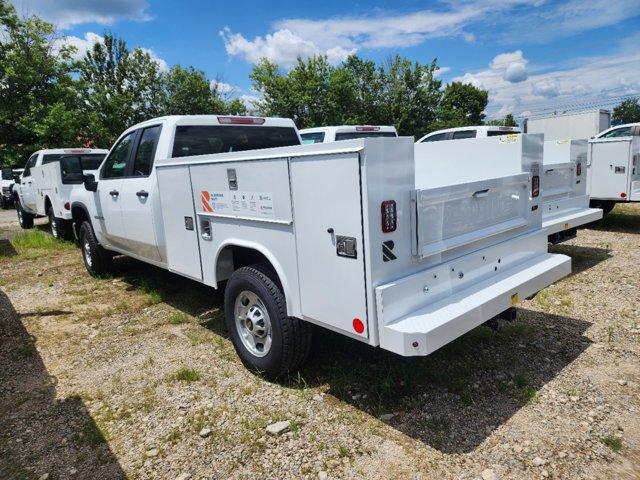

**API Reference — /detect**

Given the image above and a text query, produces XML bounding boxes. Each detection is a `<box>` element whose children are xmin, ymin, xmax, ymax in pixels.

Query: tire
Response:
<box><xmin>47</xmin><ymin>208</ymin><xmax>71</xmax><ymax>240</ymax></box>
<box><xmin>590</xmin><ymin>200</ymin><xmax>616</xmax><ymax>216</ymax></box>
<box><xmin>78</xmin><ymin>221</ymin><xmax>113</xmax><ymax>276</ymax></box>
<box><xmin>15</xmin><ymin>198</ymin><xmax>34</xmax><ymax>229</ymax></box>
<box><xmin>224</xmin><ymin>264</ymin><xmax>312</xmax><ymax>379</ymax></box>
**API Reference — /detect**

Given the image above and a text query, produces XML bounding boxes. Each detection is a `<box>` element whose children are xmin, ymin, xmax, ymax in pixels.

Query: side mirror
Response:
<box><xmin>83</xmin><ymin>174</ymin><xmax>98</xmax><ymax>192</ymax></box>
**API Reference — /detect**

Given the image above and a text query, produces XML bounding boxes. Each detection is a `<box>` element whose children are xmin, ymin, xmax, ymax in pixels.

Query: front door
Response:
<box><xmin>119</xmin><ymin>125</ymin><xmax>162</xmax><ymax>261</ymax></box>
<box><xmin>95</xmin><ymin>131</ymin><xmax>137</xmax><ymax>249</ymax></box>
<box><xmin>19</xmin><ymin>154</ymin><xmax>38</xmax><ymax>212</ymax></box>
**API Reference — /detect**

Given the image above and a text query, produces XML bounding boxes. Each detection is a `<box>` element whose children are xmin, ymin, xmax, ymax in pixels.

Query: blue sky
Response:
<box><xmin>13</xmin><ymin>0</ymin><xmax>640</xmax><ymax>119</ymax></box>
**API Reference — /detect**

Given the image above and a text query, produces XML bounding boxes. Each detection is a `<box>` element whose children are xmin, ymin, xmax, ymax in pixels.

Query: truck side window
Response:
<box><xmin>421</xmin><ymin>133</ymin><xmax>448</xmax><ymax>142</ymax></box>
<box><xmin>22</xmin><ymin>155</ymin><xmax>37</xmax><ymax>177</ymax></box>
<box><xmin>132</xmin><ymin>125</ymin><xmax>161</xmax><ymax>177</ymax></box>
<box><xmin>600</xmin><ymin>127</ymin><xmax>632</xmax><ymax>138</ymax></box>
<box><xmin>102</xmin><ymin>131</ymin><xmax>136</xmax><ymax>179</ymax></box>
<box><xmin>452</xmin><ymin>130</ymin><xmax>476</xmax><ymax>139</ymax></box>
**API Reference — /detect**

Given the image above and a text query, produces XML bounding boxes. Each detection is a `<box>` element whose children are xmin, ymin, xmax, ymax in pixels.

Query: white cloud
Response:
<box><xmin>210</xmin><ymin>80</ymin><xmax>237</xmax><ymax>95</ymax></box>
<box><xmin>12</xmin><ymin>0</ymin><xmax>151</xmax><ymax>29</ymax></box>
<box><xmin>453</xmin><ymin>37</ymin><xmax>640</xmax><ymax>119</ymax></box>
<box><xmin>55</xmin><ymin>31</ymin><xmax>168</xmax><ymax>72</ymax></box>
<box><xmin>434</xmin><ymin>66</ymin><xmax>451</xmax><ymax>77</ymax></box>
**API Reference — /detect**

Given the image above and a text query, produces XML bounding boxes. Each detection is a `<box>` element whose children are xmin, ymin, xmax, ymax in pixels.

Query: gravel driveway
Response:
<box><xmin>0</xmin><ymin>204</ymin><xmax>639</xmax><ymax>480</ymax></box>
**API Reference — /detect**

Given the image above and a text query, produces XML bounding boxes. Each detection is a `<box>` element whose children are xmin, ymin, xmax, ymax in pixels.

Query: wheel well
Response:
<box><xmin>44</xmin><ymin>196</ymin><xmax>52</xmax><ymax>213</ymax></box>
<box><xmin>71</xmin><ymin>204</ymin><xmax>90</xmax><ymax>227</ymax></box>
<box><xmin>216</xmin><ymin>245</ymin><xmax>279</xmax><ymax>285</ymax></box>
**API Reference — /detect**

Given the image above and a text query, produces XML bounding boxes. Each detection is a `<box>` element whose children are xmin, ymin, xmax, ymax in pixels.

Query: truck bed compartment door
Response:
<box><xmin>156</xmin><ymin>165</ymin><xmax>203</xmax><ymax>280</ymax></box>
<box><xmin>290</xmin><ymin>154</ymin><xmax>368</xmax><ymax>337</ymax></box>
<box><xmin>589</xmin><ymin>140</ymin><xmax>631</xmax><ymax>200</ymax></box>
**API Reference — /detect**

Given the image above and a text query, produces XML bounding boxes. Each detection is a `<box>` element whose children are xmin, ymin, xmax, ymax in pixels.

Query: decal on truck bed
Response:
<box><xmin>200</xmin><ymin>190</ymin><xmax>274</xmax><ymax>217</ymax></box>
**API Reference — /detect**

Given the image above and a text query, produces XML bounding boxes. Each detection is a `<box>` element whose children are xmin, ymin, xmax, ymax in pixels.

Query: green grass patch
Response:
<box><xmin>172</xmin><ymin>368</ymin><xmax>200</xmax><ymax>382</ymax></box>
<box><xmin>600</xmin><ymin>435</ymin><xmax>623</xmax><ymax>451</ymax></box>
<box><xmin>167</xmin><ymin>312</ymin><xmax>189</xmax><ymax>325</ymax></box>
<box><xmin>2</xmin><ymin>230</ymin><xmax>74</xmax><ymax>259</ymax></box>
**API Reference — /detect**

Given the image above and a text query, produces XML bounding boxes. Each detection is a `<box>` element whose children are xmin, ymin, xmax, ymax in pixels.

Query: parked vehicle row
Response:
<box><xmin>1</xmin><ymin>167</ymin><xmax>23</xmax><ymax>209</ymax></box>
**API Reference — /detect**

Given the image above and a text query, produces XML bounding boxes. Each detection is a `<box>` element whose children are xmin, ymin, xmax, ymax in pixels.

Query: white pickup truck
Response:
<box><xmin>588</xmin><ymin>123</ymin><xmax>640</xmax><ymax>214</ymax></box>
<box><xmin>14</xmin><ymin>149</ymin><xmax>108</xmax><ymax>238</ymax></box>
<box><xmin>68</xmin><ymin>115</ymin><xmax>570</xmax><ymax>378</ymax></box>
<box><xmin>1</xmin><ymin>167</ymin><xmax>22</xmax><ymax>209</ymax></box>
<box><xmin>299</xmin><ymin>125</ymin><xmax>397</xmax><ymax>144</ymax></box>
<box><xmin>416</xmin><ymin>128</ymin><xmax>602</xmax><ymax>242</ymax></box>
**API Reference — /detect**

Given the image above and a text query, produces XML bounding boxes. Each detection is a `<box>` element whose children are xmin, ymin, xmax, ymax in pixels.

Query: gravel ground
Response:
<box><xmin>0</xmin><ymin>205</ymin><xmax>639</xmax><ymax>480</ymax></box>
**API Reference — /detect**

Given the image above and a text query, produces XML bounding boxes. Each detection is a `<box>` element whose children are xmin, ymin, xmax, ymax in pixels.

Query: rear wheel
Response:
<box><xmin>224</xmin><ymin>264</ymin><xmax>312</xmax><ymax>379</ymax></box>
<box><xmin>15</xmin><ymin>198</ymin><xmax>34</xmax><ymax>229</ymax></box>
<box><xmin>79</xmin><ymin>221</ymin><xmax>113</xmax><ymax>276</ymax></box>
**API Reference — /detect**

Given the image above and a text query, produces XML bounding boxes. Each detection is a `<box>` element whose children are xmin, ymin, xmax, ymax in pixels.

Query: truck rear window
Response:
<box><xmin>487</xmin><ymin>130</ymin><xmax>521</xmax><ymax>137</ymax></box>
<box><xmin>42</xmin><ymin>154</ymin><xmax>106</xmax><ymax>169</ymax></box>
<box><xmin>172</xmin><ymin>126</ymin><xmax>301</xmax><ymax>158</ymax></box>
<box><xmin>301</xmin><ymin>132</ymin><xmax>325</xmax><ymax>144</ymax></box>
<box><xmin>334</xmin><ymin>132</ymin><xmax>397</xmax><ymax>141</ymax></box>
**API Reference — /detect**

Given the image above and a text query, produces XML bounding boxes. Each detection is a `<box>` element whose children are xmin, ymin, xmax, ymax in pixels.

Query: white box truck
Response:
<box><xmin>588</xmin><ymin>123</ymin><xmax>640</xmax><ymax>214</ymax></box>
<box><xmin>67</xmin><ymin>115</ymin><xmax>570</xmax><ymax>378</ymax></box>
<box><xmin>14</xmin><ymin>148</ymin><xmax>108</xmax><ymax>238</ymax></box>
<box><xmin>415</xmin><ymin>130</ymin><xmax>602</xmax><ymax>242</ymax></box>
<box><xmin>299</xmin><ymin>125</ymin><xmax>397</xmax><ymax>144</ymax></box>
<box><xmin>524</xmin><ymin>110</ymin><xmax>610</xmax><ymax>141</ymax></box>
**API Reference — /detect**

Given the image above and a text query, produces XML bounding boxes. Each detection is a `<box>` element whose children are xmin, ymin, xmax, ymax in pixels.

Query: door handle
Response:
<box><xmin>109</xmin><ymin>190</ymin><xmax>119</xmax><ymax>197</ymax></box>
<box><xmin>136</xmin><ymin>190</ymin><xmax>149</xmax><ymax>198</ymax></box>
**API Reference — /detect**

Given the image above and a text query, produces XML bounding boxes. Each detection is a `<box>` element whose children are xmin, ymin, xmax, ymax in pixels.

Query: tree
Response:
<box><xmin>163</xmin><ymin>66</ymin><xmax>226</xmax><ymax>115</ymax></box>
<box><xmin>486</xmin><ymin>113</ymin><xmax>517</xmax><ymax>127</ymax></box>
<box><xmin>0</xmin><ymin>0</ymin><xmax>81</xmax><ymax>166</ymax></box>
<box><xmin>435</xmin><ymin>82</ymin><xmax>488</xmax><ymax>129</ymax></box>
<box><xmin>612</xmin><ymin>98</ymin><xmax>640</xmax><ymax>124</ymax></box>
<box><xmin>77</xmin><ymin>33</ymin><xmax>165</xmax><ymax>146</ymax></box>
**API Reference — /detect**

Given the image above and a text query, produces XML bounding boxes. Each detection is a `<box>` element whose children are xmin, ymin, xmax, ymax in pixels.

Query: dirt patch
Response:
<box><xmin>1</xmin><ymin>205</ymin><xmax>639</xmax><ymax>479</ymax></box>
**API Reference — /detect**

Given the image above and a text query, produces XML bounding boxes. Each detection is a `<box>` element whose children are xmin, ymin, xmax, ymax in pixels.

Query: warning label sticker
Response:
<box><xmin>201</xmin><ymin>190</ymin><xmax>274</xmax><ymax>217</ymax></box>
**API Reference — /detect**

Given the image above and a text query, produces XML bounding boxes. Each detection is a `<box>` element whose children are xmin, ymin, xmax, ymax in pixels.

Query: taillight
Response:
<box><xmin>356</xmin><ymin>126</ymin><xmax>380</xmax><ymax>132</ymax></box>
<box><xmin>64</xmin><ymin>202</ymin><xmax>70</xmax><ymax>210</ymax></box>
<box><xmin>381</xmin><ymin>200</ymin><xmax>397</xmax><ymax>233</ymax></box>
<box><xmin>532</xmin><ymin>175</ymin><xmax>540</xmax><ymax>198</ymax></box>
<box><xmin>217</xmin><ymin>116</ymin><xmax>265</xmax><ymax>125</ymax></box>
<box><xmin>576</xmin><ymin>162</ymin><xmax>582</xmax><ymax>176</ymax></box>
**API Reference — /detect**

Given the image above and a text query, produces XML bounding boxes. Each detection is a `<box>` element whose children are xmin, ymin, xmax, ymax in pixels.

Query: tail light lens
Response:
<box><xmin>532</xmin><ymin>175</ymin><xmax>540</xmax><ymax>198</ymax></box>
<box><xmin>381</xmin><ymin>200</ymin><xmax>397</xmax><ymax>233</ymax></box>
<box><xmin>576</xmin><ymin>162</ymin><xmax>582</xmax><ymax>176</ymax></box>
<box><xmin>64</xmin><ymin>202</ymin><xmax>70</xmax><ymax>210</ymax></box>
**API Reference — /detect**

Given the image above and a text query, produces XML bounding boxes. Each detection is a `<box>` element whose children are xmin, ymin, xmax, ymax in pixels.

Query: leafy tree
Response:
<box><xmin>486</xmin><ymin>113</ymin><xmax>517</xmax><ymax>127</ymax></box>
<box><xmin>435</xmin><ymin>82</ymin><xmax>488</xmax><ymax>128</ymax></box>
<box><xmin>0</xmin><ymin>0</ymin><xmax>81</xmax><ymax>166</ymax></box>
<box><xmin>612</xmin><ymin>98</ymin><xmax>640</xmax><ymax>124</ymax></box>
<box><xmin>163</xmin><ymin>65</ymin><xmax>226</xmax><ymax>115</ymax></box>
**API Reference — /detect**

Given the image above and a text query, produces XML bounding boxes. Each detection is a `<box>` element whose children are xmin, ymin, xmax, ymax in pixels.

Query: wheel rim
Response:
<box><xmin>234</xmin><ymin>290</ymin><xmax>272</xmax><ymax>357</ymax></box>
<box><xmin>17</xmin><ymin>204</ymin><xmax>22</xmax><ymax>224</ymax></box>
<box><xmin>83</xmin><ymin>240</ymin><xmax>93</xmax><ymax>268</ymax></box>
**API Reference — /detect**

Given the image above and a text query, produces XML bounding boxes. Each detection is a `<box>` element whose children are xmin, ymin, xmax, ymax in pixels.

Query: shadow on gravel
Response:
<box><xmin>296</xmin><ymin>308</ymin><xmax>591</xmax><ymax>454</ymax></box>
<box><xmin>591</xmin><ymin>206</ymin><xmax>640</xmax><ymax>234</ymax></box>
<box><xmin>0</xmin><ymin>290</ymin><xmax>126</xmax><ymax>479</ymax></box>
<box><xmin>0</xmin><ymin>239</ymin><xmax>17</xmax><ymax>257</ymax></box>
<box><xmin>549</xmin><ymin>244</ymin><xmax>611</xmax><ymax>275</ymax></box>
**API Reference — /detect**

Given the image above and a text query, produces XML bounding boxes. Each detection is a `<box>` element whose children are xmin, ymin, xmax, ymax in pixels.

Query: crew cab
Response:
<box><xmin>588</xmin><ymin>123</ymin><xmax>640</xmax><ymax>214</ymax></box>
<box><xmin>416</xmin><ymin>128</ymin><xmax>602</xmax><ymax>242</ymax></box>
<box><xmin>14</xmin><ymin>148</ymin><xmax>108</xmax><ymax>238</ymax></box>
<box><xmin>299</xmin><ymin>125</ymin><xmax>397</xmax><ymax>144</ymax></box>
<box><xmin>1</xmin><ymin>167</ymin><xmax>22</xmax><ymax>209</ymax></box>
<box><xmin>417</xmin><ymin>125</ymin><xmax>521</xmax><ymax>143</ymax></box>
<box><xmin>68</xmin><ymin>115</ymin><xmax>570</xmax><ymax>379</ymax></box>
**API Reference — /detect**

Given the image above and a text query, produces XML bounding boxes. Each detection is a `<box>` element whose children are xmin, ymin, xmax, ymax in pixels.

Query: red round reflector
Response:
<box><xmin>64</xmin><ymin>202</ymin><xmax>71</xmax><ymax>210</ymax></box>
<box><xmin>620</xmin><ymin>192</ymin><xmax>627</xmax><ymax>198</ymax></box>
<box><xmin>352</xmin><ymin>318</ymin><xmax>364</xmax><ymax>334</ymax></box>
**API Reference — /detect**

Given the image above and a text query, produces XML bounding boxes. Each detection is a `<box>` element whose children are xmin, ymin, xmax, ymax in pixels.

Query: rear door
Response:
<box><xmin>119</xmin><ymin>125</ymin><xmax>162</xmax><ymax>261</ymax></box>
<box><xmin>290</xmin><ymin>154</ymin><xmax>368</xmax><ymax>336</ymax></box>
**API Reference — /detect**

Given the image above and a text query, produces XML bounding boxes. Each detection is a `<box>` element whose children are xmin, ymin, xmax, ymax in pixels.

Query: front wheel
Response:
<box><xmin>15</xmin><ymin>198</ymin><xmax>34</xmax><ymax>229</ymax></box>
<box><xmin>78</xmin><ymin>221</ymin><xmax>113</xmax><ymax>276</ymax></box>
<box><xmin>224</xmin><ymin>265</ymin><xmax>312</xmax><ymax>379</ymax></box>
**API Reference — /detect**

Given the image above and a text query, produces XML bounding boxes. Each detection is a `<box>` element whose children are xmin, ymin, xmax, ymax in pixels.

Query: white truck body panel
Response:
<box><xmin>588</xmin><ymin>136</ymin><xmax>640</xmax><ymax>202</ymax></box>
<box><xmin>525</xmin><ymin>110</ymin><xmax>610</xmax><ymax>141</ymax></box>
<box><xmin>299</xmin><ymin>125</ymin><xmax>397</xmax><ymax>144</ymax></box>
<box><xmin>541</xmin><ymin>140</ymin><xmax>602</xmax><ymax>234</ymax></box>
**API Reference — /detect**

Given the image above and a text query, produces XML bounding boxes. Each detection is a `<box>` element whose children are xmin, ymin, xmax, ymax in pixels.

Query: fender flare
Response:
<box><xmin>214</xmin><ymin>239</ymin><xmax>295</xmax><ymax>316</ymax></box>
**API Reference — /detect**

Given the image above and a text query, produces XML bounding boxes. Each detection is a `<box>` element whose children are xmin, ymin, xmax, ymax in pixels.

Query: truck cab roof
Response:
<box><xmin>417</xmin><ymin>125</ymin><xmax>521</xmax><ymax>143</ymax></box>
<box><xmin>299</xmin><ymin>125</ymin><xmax>397</xmax><ymax>144</ymax></box>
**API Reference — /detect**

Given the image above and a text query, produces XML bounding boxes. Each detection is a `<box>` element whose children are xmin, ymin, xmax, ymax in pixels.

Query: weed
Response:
<box><xmin>600</xmin><ymin>435</ymin><xmax>622</xmax><ymax>451</ymax></box>
<box><xmin>167</xmin><ymin>312</ymin><xmax>189</xmax><ymax>325</ymax></box>
<box><xmin>172</xmin><ymin>368</ymin><xmax>200</xmax><ymax>382</ymax></box>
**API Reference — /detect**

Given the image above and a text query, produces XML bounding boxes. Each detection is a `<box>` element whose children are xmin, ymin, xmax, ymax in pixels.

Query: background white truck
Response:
<box><xmin>68</xmin><ymin>115</ymin><xmax>570</xmax><ymax>378</ymax></box>
<box><xmin>588</xmin><ymin>123</ymin><xmax>640</xmax><ymax>214</ymax></box>
<box><xmin>14</xmin><ymin>148</ymin><xmax>108</xmax><ymax>238</ymax></box>
<box><xmin>415</xmin><ymin>128</ymin><xmax>602</xmax><ymax>241</ymax></box>
<box><xmin>523</xmin><ymin>109</ymin><xmax>611</xmax><ymax>141</ymax></box>
<box><xmin>1</xmin><ymin>167</ymin><xmax>22</xmax><ymax>209</ymax></box>
<box><xmin>299</xmin><ymin>125</ymin><xmax>397</xmax><ymax>144</ymax></box>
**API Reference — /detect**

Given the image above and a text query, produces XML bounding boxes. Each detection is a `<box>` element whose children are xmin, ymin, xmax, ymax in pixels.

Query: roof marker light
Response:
<box><xmin>356</xmin><ymin>126</ymin><xmax>380</xmax><ymax>132</ymax></box>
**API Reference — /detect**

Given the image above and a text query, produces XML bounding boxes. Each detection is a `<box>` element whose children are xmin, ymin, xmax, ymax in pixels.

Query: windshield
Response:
<box><xmin>42</xmin><ymin>153</ymin><xmax>106</xmax><ymax>168</ymax></box>
<box><xmin>1</xmin><ymin>167</ymin><xmax>12</xmax><ymax>179</ymax></box>
<box><xmin>172</xmin><ymin>125</ymin><xmax>300</xmax><ymax>158</ymax></box>
<box><xmin>334</xmin><ymin>131</ymin><xmax>397</xmax><ymax>141</ymax></box>
<box><xmin>301</xmin><ymin>132</ymin><xmax>325</xmax><ymax>144</ymax></box>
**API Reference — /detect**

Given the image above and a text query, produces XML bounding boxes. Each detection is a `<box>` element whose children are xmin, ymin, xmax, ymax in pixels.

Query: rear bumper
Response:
<box><xmin>543</xmin><ymin>207</ymin><xmax>602</xmax><ymax>235</ymax></box>
<box><xmin>377</xmin><ymin>252</ymin><xmax>570</xmax><ymax>356</ymax></box>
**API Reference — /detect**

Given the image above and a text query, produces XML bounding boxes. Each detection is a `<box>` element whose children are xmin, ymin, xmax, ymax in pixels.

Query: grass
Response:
<box><xmin>167</xmin><ymin>312</ymin><xmax>190</xmax><ymax>325</ymax></box>
<box><xmin>600</xmin><ymin>435</ymin><xmax>623</xmax><ymax>451</ymax></box>
<box><xmin>172</xmin><ymin>368</ymin><xmax>200</xmax><ymax>382</ymax></box>
<box><xmin>2</xmin><ymin>230</ymin><xmax>74</xmax><ymax>258</ymax></box>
